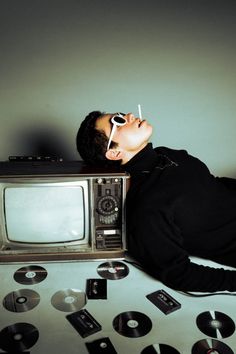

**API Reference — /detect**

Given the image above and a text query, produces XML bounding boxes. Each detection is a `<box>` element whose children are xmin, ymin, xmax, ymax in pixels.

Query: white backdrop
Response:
<box><xmin>0</xmin><ymin>0</ymin><xmax>236</xmax><ymax>176</ymax></box>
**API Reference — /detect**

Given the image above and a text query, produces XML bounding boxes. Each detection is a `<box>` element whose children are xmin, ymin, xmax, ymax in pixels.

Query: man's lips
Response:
<box><xmin>138</xmin><ymin>119</ymin><xmax>145</xmax><ymax>127</ymax></box>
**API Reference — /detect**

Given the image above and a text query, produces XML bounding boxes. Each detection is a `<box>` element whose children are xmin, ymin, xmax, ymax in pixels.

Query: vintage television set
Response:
<box><xmin>0</xmin><ymin>159</ymin><xmax>130</xmax><ymax>263</ymax></box>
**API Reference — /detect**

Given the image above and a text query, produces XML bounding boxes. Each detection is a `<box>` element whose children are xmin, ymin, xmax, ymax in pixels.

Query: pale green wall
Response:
<box><xmin>0</xmin><ymin>0</ymin><xmax>236</xmax><ymax>176</ymax></box>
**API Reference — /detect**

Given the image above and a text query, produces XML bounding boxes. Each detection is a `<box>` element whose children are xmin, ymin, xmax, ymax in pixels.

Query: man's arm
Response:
<box><xmin>160</xmin><ymin>257</ymin><xmax>236</xmax><ymax>292</ymax></box>
<box><xmin>127</xmin><ymin>207</ymin><xmax>236</xmax><ymax>292</ymax></box>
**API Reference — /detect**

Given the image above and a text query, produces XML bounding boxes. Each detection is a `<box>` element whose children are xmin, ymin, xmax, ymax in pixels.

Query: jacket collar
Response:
<box><xmin>122</xmin><ymin>143</ymin><xmax>173</xmax><ymax>175</ymax></box>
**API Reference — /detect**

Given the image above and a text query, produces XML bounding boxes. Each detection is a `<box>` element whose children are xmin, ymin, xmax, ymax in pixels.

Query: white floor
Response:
<box><xmin>0</xmin><ymin>257</ymin><xmax>235</xmax><ymax>354</ymax></box>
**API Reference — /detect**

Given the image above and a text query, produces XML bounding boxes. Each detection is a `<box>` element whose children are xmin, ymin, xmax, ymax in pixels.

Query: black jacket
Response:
<box><xmin>123</xmin><ymin>143</ymin><xmax>236</xmax><ymax>292</ymax></box>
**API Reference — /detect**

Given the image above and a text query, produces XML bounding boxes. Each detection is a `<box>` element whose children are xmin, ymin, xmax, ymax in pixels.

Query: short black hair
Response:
<box><xmin>76</xmin><ymin>111</ymin><xmax>120</xmax><ymax>166</ymax></box>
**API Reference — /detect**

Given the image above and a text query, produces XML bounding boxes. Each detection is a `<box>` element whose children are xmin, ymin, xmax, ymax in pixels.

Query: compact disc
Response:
<box><xmin>3</xmin><ymin>289</ymin><xmax>40</xmax><ymax>313</ymax></box>
<box><xmin>192</xmin><ymin>339</ymin><xmax>234</xmax><ymax>354</ymax></box>
<box><xmin>51</xmin><ymin>288</ymin><xmax>87</xmax><ymax>312</ymax></box>
<box><xmin>97</xmin><ymin>261</ymin><xmax>129</xmax><ymax>280</ymax></box>
<box><xmin>196</xmin><ymin>311</ymin><xmax>235</xmax><ymax>339</ymax></box>
<box><xmin>141</xmin><ymin>344</ymin><xmax>180</xmax><ymax>354</ymax></box>
<box><xmin>112</xmin><ymin>311</ymin><xmax>152</xmax><ymax>337</ymax></box>
<box><xmin>14</xmin><ymin>265</ymin><xmax>47</xmax><ymax>285</ymax></box>
<box><xmin>0</xmin><ymin>322</ymin><xmax>39</xmax><ymax>352</ymax></box>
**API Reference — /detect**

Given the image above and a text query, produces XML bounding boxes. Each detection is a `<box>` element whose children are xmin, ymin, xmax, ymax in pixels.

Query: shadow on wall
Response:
<box><xmin>13</xmin><ymin>122</ymin><xmax>75</xmax><ymax>161</ymax></box>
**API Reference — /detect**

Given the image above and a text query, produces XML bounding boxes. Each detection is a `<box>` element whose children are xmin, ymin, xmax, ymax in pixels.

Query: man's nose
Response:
<box><xmin>125</xmin><ymin>113</ymin><xmax>136</xmax><ymax>123</ymax></box>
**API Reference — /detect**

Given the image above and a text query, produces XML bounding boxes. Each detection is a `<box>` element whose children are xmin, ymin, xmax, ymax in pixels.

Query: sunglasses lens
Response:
<box><xmin>113</xmin><ymin>115</ymin><xmax>126</xmax><ymax>124</ymax></box>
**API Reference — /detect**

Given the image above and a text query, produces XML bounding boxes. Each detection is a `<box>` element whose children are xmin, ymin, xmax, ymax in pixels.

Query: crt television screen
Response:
<box><xmin>4</xmin><ymin>186</ymin><xmax>85</xmax><ymax>243</ymax></box>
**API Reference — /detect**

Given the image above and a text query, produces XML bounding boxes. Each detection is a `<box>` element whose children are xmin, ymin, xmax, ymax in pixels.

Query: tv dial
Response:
<box><xmin>97</xmin><ymin>196</ymin><xmax>119</xmax><ymax>216</ymax></box>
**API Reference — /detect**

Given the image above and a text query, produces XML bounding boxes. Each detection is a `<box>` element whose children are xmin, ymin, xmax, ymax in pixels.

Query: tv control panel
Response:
<box><xmin>93</xmin><ymin>177</ymin><xmax>126</xmax><ymax>251</ymax></box>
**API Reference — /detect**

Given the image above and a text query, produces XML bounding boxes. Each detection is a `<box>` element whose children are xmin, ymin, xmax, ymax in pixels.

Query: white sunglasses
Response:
<box><xmin>107</xmin><ymin>113</ymin><xmax>127</xmax><ymax>150</ymax></box>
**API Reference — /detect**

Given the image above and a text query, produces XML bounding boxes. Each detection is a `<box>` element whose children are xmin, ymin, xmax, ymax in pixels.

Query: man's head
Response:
<box><xmin>76</xmin><ymin>111</ymin><xmax>153</xmax><ymax>166</ymax></box>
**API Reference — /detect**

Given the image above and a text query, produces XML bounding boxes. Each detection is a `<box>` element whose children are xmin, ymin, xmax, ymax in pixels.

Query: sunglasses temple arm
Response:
<box><xmin>107</xmin><ymin>124</ymin><xmax>116</xmax><ymax>150</ymax></box>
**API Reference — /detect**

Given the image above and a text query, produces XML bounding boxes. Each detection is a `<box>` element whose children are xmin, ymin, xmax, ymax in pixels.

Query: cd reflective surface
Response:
<box><xmin>97</xmin><ymin>261</ymin><xmax>129</xmax><ymax>280</ymax></box>
<box><xmin>3</xmin><ymin>289</ymin><xmax>40</xmax><ymax>312</ymax></box>
<box><xmin>14</xmin><ymin>265</ymin><xmax>47</xmax><ymax>285</ymax></box>
<box><xmin>51</xmin><ymin>288</ymin><xmax>87</xmax><ymax>312</ymax></box>
<box><xmin>141</xmin><ymin>344</ymin><xmax>181</xmax><ymax>354</ymax></box>
<box><xmin>113</xmin><ymin>311</ymin><xmax>152</xmax><ymax>338</ymax></box>
<box><xmin>0</xmin><ymin>322</ymin><xmax>39</xmax><ymax>352</ymax></box>
<box><xmin>196</xmin><ymin>311</ymin><xmax>235</xmax><ymax>339</ymax></box>
<box><xmin>192</xmin><ymin>338</ymin><xmax>234</xmax><ymax>354</ymax></box>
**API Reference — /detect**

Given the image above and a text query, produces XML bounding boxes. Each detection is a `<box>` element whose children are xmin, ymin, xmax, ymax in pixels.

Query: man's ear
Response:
<box><xmin>105</xmin><ymin>148</ymin><xmax>124</xmax><ymax>161</ymax></box>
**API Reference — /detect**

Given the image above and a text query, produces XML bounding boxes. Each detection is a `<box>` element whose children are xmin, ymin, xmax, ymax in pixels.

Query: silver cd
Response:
<box><xmin>0</xmin><ymin>322</ymin><xmax>39</xmax><ymax>352</ymax></box>
<box><xmin>97</xmin><ymin>261</ymin><xmax>129</xmax><ymax>280</ymax></box>
<box><xmin>113</xmin><ymin>311</ymin><xmax>152</xmax><ymax>337</ymax></box>
<box><xmin>14</xmin><ymin>265</ymin><xmax>47</xmax><ymax>285</ymax></box>
<box><xmin>51</xmin><ymin>288</ymin><xmax>87</xmax><ymax>312</ymax></box>
<box><xmin>3</xmin><ymin>289</ymin><xmax>40</xmax><ymax>313</ymax></box>
<box><xmin>196</xmin><ymin>311</ymin><xmax>235</xmax><ymax>339</ymax></box>
<box><xmin>192</xmin><ymin>339</ymin><xmax>234</xmax><ymax>354</ymax></box>
<box><xmin>141</xmin><ymin>344</ymin><xmax>180</xmax><ymax>354</ymax></box>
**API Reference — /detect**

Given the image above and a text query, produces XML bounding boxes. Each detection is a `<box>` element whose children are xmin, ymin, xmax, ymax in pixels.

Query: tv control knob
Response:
<box><xmin>97</xmin><ymin>178</ymin><xmax>104</xmax><ymax>184</ymax></box>
<box><xmin>97</xmin><ymin>196</ymin><xmax>118</xmax><ymax>216</ymax></box>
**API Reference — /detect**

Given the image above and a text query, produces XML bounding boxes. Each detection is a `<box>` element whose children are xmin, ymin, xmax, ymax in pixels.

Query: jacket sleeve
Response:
<box><xmin>127</xmin><ymin>206</ymin><xmax>236</xmax><ymax>292</ymax></box>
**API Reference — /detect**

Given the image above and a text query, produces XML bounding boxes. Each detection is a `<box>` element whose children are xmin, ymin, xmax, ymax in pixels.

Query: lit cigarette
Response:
<box><xmin>138</xmin><ymin>104</ymin><xmax>142</xmax><ymax>120</ymax></box>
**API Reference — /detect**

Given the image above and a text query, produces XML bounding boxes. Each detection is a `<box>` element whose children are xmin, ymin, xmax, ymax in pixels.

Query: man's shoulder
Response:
<box><xmin>154</xmin><ymin>146</ymin><xmax>188</xmax><ymax>158</ymax></box>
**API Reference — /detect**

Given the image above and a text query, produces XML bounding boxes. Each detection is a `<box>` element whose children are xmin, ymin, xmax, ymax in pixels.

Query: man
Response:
<box><xmin>77</xmin><ymin>110</ymin><xmax>236</xmax><ymax>292</ymax></box>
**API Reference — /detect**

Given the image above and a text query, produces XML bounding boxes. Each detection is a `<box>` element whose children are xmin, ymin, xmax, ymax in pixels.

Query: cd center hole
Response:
<box><xmin>13</xmin><ymin>333</ymin><xmax>23</xmax><ymax>341</ymax></box>
<box><xmin>210</xmin><ymin>319</ymin><xmax>221</xmax><ymax>329</ymax></box>
<box><xmin>26</xmin><ymin>271</ymin><xmax>36</xmax><ymax>279</ymax></box>
<box><xmin>127</xmin><ymin>320</ymin><xmax>139</xmax><ymax>328</ymax></box>
<box><xmin>65</xmin><ymin>296</ymin><xmax>76</xmax><ymax>304</ymax></box>
<box><xmin>16</xmin><ymin>296</ymin><xmax>27</xmax><ymax>304</ymax></box>
<box><xmin>108</xmin><ymin>267</ymin><xmax>117</xmax><ymax>274</ymax></box>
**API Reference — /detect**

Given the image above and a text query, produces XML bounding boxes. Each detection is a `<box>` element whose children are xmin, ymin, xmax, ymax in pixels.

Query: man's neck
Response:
<box><xmin>121</xmin><ymin>142</ymin><xmax>149</xmax><ymax>165</ymax></box>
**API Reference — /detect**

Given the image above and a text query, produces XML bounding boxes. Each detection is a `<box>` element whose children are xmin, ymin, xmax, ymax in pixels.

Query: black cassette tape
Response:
<box><xmin>146</xmin><ymin>289</ymin><xmax>181</xmax><ymax>315</ymax></box>
<box><xmin>86</xmin><ymin>278</ymin><xmax>107</xmax><ymax>299</ymax></box>
<box><xmin>66</xmin><ymin>309</ymin><xmax>102</xmax><ymax>337</ymax></box>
